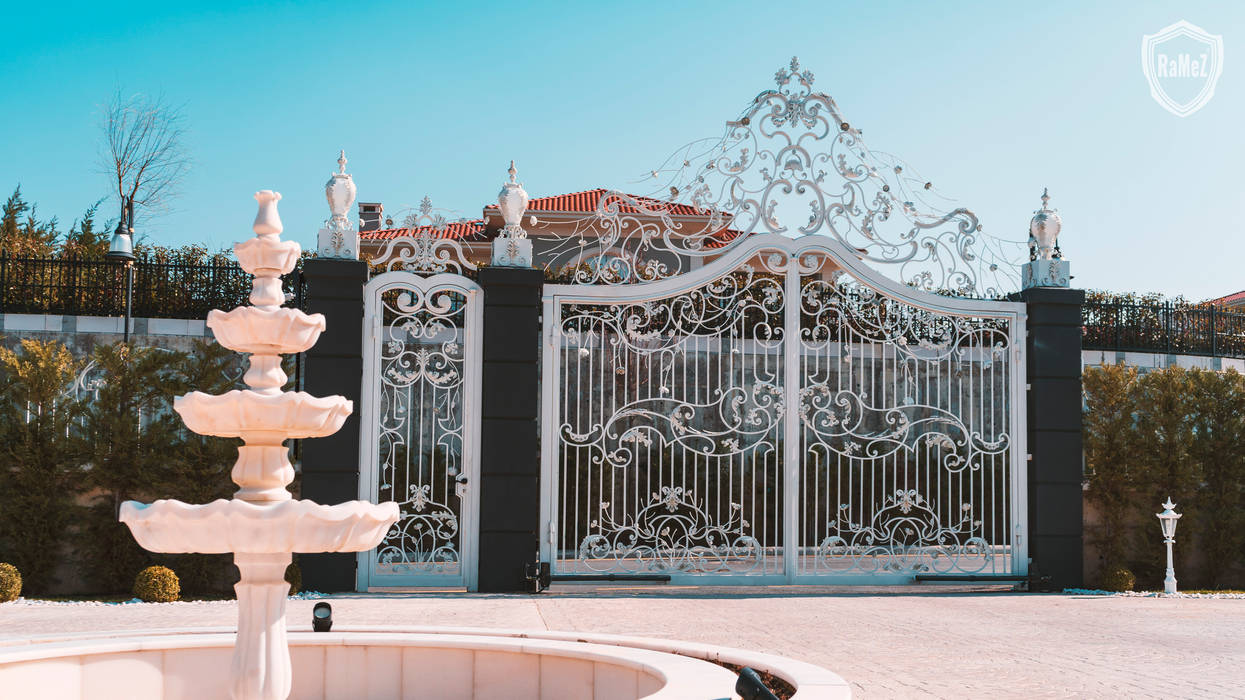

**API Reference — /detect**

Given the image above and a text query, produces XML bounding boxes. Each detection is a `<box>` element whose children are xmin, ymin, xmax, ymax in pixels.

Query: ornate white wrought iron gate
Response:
<box><xmin>540</xmin><ymin>235</ymin><xmax>1026</xmax><ymax>583</ymax></box>
<box><xmin>358</xmin><ymin>268</ymin><xmax>481</xmax><ymax>590</ymax></box>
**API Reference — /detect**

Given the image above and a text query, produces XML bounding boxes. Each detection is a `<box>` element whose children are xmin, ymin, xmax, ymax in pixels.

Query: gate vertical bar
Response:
<box><xmin>782</xmin><ymin>255</ymin><xmax>801</xmax><ymax>581</ymax></box>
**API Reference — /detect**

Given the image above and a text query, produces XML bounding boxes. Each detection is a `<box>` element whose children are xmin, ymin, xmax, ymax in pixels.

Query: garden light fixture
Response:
<box><xmin>312</xmin><ymin>602</ymin><xmax>332</xmax><ymax>632</ymax></box>
<box><xmin>106</xmin><ymin>197</ymin><xmax>136</xmax><ymax>342</ymax></box>
<box><xmin>1156</xmin><ymin>498</ymin><xmax>1181</xmax><ymax>595</ymax></box>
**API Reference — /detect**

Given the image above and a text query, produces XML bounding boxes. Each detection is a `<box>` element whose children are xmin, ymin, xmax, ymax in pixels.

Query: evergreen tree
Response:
<box><xmin>77</xmin><ymin>342</ymin><xmax>185</xmax><ymax>592</ymax></box>
<box><xmin>64</xmin><ymin>200</ymin><xmax>110</xmax><ymax>256</ymax></box>
<box><xmin>0</xmin><ymin>340</ymin><xmax>83</xmax><ymax>593</ymax></box>
<box><xmin>1083</xmin><ymin>363</ymin><xmax>1139</xmax><ymax>577</ymax></box>
<box><xmin>1188</xmin><ymin>369</ymin><xmax>1245</xmax><ymax>588</ymax></box>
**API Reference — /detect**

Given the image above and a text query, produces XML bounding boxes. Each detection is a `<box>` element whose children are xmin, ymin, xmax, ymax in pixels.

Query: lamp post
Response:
<box><xmin>106</xmin><ymin>197</ymin><xmax>136</xmax><ymax>343</ymax></box>
<box><xmin>1156</xmin><ymin>498</ymin><xmax>1182</xmax><ymax>595</ymax></box>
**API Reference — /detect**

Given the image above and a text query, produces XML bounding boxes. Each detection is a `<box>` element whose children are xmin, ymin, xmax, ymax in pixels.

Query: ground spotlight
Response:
<box><xmin>735</xmin><ymin>667</ymin><xmax>779</xmax><ymax>700</ymax></box>
<box><xmin>312</xmin><ymin>602</ymin><xmax>332</xmax><ymax>632</ymax></box>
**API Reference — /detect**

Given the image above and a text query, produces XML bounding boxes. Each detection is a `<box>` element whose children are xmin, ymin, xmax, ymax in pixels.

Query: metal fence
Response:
<box><xmin>0</xmin><ymin>253</ymin><xmax>304</xmax><ymax>319</ymax></box>
<box><xmin>1082</xmin><ymin>300</ymin><xmax>1245</xmax><ymax>358</ymax></box>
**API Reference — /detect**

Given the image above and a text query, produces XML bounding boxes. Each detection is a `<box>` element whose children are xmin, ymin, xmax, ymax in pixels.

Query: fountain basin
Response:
<box><xmin>207</xmin><ymin>307</ymin><xmax>326</xmax><ymax>355</ymax></box>
<box><xmin>175</xmin><ymin>391</ymin><xmax>351</xmax><ymax>440</ymax></box>
<box><xmin>234</xmin><ymin>235</ymin><xmax>300</xmax><ymax>276</ymax></box>
<box><xmin>0</xmin><ymin>630</ymin><xmax>749</xmax><ymax>699</ymax></box>
<box><xmin>119</xmin><ymin>499</ymin><xmax>399</xmax><ymax>554</ymax></box>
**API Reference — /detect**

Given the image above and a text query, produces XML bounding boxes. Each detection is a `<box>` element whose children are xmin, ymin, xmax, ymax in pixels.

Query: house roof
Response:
<box><xmin>361</xmin><ymin>189</ymin><xmax>715</xmax><ymax>242</ymax></box>
<box><xmin>483</xmin><ymin>188</ymin><xmax>707</xmax><ymax>217</ymax></box>
<box><xmin>362</xmin><ymin>219</ymin><xmax>486</xmax><ymax>241</ymax></box>
<box><xmin>1210</xmin><ymin>290</ymin><xmax>1245</xmax><ymax>306</ymax></box>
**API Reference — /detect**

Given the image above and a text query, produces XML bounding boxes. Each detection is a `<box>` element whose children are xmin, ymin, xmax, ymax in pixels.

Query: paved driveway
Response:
<box><xmin>3</xmin><ymin>587</ymin><xmax>1242</xmax><ymax>699</ymax></box>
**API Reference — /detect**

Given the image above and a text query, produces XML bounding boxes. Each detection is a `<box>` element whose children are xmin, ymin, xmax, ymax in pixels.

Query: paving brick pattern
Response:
<box><xmin>3</xmin><ymin>589</ymin><xmax>1242</xmax><ymax>699</ymax></box>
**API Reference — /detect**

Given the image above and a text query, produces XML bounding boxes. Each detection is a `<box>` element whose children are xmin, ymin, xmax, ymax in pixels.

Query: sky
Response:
<box><xmin>1</xmin><ymin>0</ymin><xmax>1241</xmax><ymax>299</ymax></box>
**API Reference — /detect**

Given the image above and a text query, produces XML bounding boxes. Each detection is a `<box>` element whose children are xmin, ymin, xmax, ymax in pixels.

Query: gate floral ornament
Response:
<box><xmin>535</xmin><ymin>57</ymin><xmax>1024</xmax><ymax>296</ymax></box>
<box><xmin>818</xmin><ymin>489</ymin><xmax>990</xmax><ymax>574</ymax></box>
<box><xmin>580</xmin><ymin>486</ymin><xmax>763</xmax><ymax>573</ymax></box>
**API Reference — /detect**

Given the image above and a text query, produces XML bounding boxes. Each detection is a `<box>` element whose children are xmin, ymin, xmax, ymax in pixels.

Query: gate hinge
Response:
<box><xmin>547</xmin><ymin>520</ymin><xmax>557</xmax><ymax>544</ymax></box>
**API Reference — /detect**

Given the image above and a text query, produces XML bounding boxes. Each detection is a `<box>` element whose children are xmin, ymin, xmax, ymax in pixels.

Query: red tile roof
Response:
<box><xmin>360</xmin><ymin>189</ymin><xmax>725</xmax><ymax>242</ymax></box>
<box><xmin>1210</xmin><ymin>290</ymin><xmax>1245</xmax><ymax>306</ymax></box>
<box><xmin>483</xmin><ymin>189</ymin><xmax>707</xmax><ymax>217</ymax></box>
<box><xmin>362</xmin><ymin>219</ymin><xmax>485</xmax><ymax>241</ymax></box>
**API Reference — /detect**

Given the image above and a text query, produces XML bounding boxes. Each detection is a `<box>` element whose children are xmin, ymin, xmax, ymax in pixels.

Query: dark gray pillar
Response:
<box><xmin>1019</xmin><ymin>287</ymin><xmax>1085</xmax><ymax>590</ymax></box>
<box><xmin>300</xmin><ymin>258</ymin><xmax>367</xmax><ymax>592</ymax></box>
<box><xmin>476</xmin><ymin>267</ymin><xmax>543</xmax><ymax>592</ymax></box>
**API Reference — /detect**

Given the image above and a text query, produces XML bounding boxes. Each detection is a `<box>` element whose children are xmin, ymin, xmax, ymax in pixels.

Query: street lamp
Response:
<box><xmin>1156</xmin><ymin>497</ymin><xmax>1182</xmax><ymax>595</ymax></box>
<box><xmin>106</xmin><ymin>197</ymin><xmax>136</xmax><ymax>343</ymax></box>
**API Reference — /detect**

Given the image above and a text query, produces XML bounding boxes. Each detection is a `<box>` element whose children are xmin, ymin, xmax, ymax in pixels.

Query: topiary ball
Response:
<box><xmin>0</xmin><ymin>563</ymin><xmax>22</xmax><ymax>602</ymax></box>
<box><xmin>133</xmin><ymin>565</ymin><xmax>180</xmax><ymax>603</ymax></box>
<box><xmin>284</xmin><ymin>562</ymin><xmax>301</xmax><ymax>596</ymax></box>
<box><xmin>1101</xmin><ymin>566</ymin><xmax>1136</xmax><ymax>592</ymax></box>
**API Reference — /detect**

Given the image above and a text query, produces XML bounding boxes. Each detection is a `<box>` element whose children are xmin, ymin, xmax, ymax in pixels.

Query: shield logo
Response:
<box><xmin>1142</xmin><ymin>21</ymin><xmax>1224</xmax><ymax>117</ymax></box>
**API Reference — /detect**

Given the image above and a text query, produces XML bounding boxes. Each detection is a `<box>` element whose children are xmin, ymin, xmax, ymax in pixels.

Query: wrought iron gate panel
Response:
<box><xmin>541</xmin><ymin>236</ymin><xmax>1026</xmax><ymax>583</ymax></box>
<box><xmin>795</xmin><ymin>251</ymin><xmax>1019</xmax><ymax>578</ymax></box>
<box><xmin>359</xmin><ymin>272</ymin><xmax>481</xmax><ymax>589</ymax></box>
<box><xmin>545</xmin><ymin>249</ymin><xmax>791</xmax><ymax>577</ymax></box>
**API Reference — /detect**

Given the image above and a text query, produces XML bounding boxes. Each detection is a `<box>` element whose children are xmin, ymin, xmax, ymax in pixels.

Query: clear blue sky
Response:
<box><xmin>1</xmin><ymin>1</ymin><xmax>1241</xmax><ymax>299</ymax></box>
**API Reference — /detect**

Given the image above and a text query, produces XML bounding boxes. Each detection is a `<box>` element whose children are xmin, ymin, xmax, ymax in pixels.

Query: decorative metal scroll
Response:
<box><xmin>552</xmin><ymin>252</ymin><xmax>788</xmax><ymax>576</ymax></box>
<box><xmin>373</xmin><ymin>282</ymin><xmax>469</xmax><ymax>577</ymax></box>
<box><xmin>535</xmin><ymin>58</ymin><xmax>1023</xmax><ymax>296</ymax></box>
<box><xmin>797</xmin><ymin>250</ymin><xmax>1014</xmax><ymax>576</ymax></box>
<box><xmin>369</xmin><ymin>196</ymin><xmax>479</xmax><ymax>275</ymax></box>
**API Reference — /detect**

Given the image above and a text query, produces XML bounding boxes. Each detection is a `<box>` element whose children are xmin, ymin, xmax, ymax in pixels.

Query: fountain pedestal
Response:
<box><xmin>119</xmin><ymin>191</ymin><xmax>398</xmax><ymax>700</ymax></box>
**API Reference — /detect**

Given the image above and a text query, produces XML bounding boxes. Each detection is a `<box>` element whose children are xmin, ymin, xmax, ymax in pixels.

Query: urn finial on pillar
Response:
<box><xmin>1021</xmin><ymin>187</ymin><xmax>1070</xmax><ymax>289</ymax></box>
<box><xmin>491</xmin><ymin>159</ymin><xmax>534</xmax><ymax>267</ymax></box>
<box><xmin>317</xmin><ymin>150</ymin><xmax>360</xmax><ymax>259</ymax></box>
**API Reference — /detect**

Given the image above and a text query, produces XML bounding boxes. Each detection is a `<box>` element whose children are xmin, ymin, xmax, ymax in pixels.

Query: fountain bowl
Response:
<box><xmin>207</xmin><ymin>307</ymin><xmax>326</xmax><ymax>355</ymax></box>
<box><xmin>119</xmin><ymin>499</ymin><xmax>399</xmax><ymax>554</ymax></box>
<box><xmin>175</xmin><ymin>390</ymin><xmax>351</xmax><ymax>440</ymax></box>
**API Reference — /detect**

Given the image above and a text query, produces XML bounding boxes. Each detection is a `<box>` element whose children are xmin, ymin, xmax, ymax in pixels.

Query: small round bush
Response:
<box><xmin>133</xmin><ymin>565</ymin><xmax>180</xmax><ymax>602</ymax></box>
<box><xmin>284</xmin><ymin>562</ymin><xmax>301</xmax><ymax>596</ymax></box>
<box><xmin>0</xmin><ymin>563</ymin><xmax>22</xmax><ymax>602</ymax></box>
<box><xmin>1101</xmin><ymin>566</ymin><xmax>1136</xmax><ymax>592</ymax></box>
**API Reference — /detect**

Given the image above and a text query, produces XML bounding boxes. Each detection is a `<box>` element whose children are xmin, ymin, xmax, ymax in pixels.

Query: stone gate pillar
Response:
<box><xmin>299</xmin><ymin>258</ymin><xmax>368</xmax><ymax>592</ymax></box>
<box><xmin>1016</xmin><ymin>189</ymin><xmax>1083</xmax><ymax>590</ymax></box>
<box><xmin>475</xmin><ymin>162</ymin><xmax>542</xmax><ymax>592</ymax></box>
<box><xmin>1020</xmin><ymin>287</ymin><xmax>1085</xmax><ymax>590</ymax></box>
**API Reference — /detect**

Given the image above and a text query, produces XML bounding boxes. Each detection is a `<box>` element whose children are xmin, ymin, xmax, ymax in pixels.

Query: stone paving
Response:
<box><xmin>3</xmin><ymin>587</ymin><xmax>1242</xmax><ymax>699</ymax></box>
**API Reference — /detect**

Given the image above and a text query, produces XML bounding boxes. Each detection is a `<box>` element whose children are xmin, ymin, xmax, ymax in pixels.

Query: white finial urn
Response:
<box><xmin>317</xmin><ymin>150</ymin><xmax>360</xmax><ymax>259</ymax></box>
<box><xmin>1029</xmin><ymin>188</ymin><xmax>1062</xmax><ymax>260</ymax></box>
<box><xmin>1021</xmin><ymin>187</ymin><xmax>1070</xmax><ymax>289</ymax></box>
<box><xmin>491</xmin><ymin>160</ymin><xmax>534</xmax><ymax>267</ymax></box>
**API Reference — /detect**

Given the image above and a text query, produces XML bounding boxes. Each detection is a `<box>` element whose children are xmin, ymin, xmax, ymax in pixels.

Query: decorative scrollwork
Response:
<box><xmin>816</xmin><ymin>490</ymin><xmax>991</xmax><ymax>574</ymax></box>
<box><xmin>536</xmin><ymin>58</ymin><xmax>1023</xmax><ymax>294</ymax></box>
<box><xmin>376</xmin><ymin>484</ymin><xmax>460</xmax><ymax>573</ymax></box>
<box><xmin>578</xmin><ymin>486</ymin><xmax>762</xmax><ymax>574</ymax></box>
<box><xmin>369</xmin><ymin>196</ymin><xmax>479</xmax><ymax>275</ymax></box>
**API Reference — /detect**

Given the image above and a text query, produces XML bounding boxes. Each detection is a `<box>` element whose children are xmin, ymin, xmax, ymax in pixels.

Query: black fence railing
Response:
<box><xmin>1082</xmin><ymin>301</ymin><xmax>1245</xmax><ymax>358</ymax></box>
<box><xmin>0</xmin><ymin>253</ymin><xmax>304</xmax><ymax>320</ymax></box>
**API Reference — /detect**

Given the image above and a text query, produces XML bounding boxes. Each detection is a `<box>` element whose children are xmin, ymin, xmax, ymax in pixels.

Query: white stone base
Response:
<box><xmin>1021</xmin><ymin>260</ymin><xmax>1070</xmax><ymax>289</ymax></box>
<box><xmin>491</xmin><ymin>237</ymin><xmax>533</xmax><ymax>268</ymax></box>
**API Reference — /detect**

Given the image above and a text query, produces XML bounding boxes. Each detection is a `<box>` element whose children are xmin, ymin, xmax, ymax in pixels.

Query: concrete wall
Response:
<box><xmin>0</xmin><ymin>313</ymin><xmax>213</xmax><ymax>356</ymax></box>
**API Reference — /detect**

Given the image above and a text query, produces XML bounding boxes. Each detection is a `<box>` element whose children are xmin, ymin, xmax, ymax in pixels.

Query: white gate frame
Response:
<box><xmin>357</xmin><ymin>271</ymin><xmax>483</xmax><ymax>591</ymax></box>
<box><xmin>539</xmin><ymin>233</ymin><xmax>1028</xmax><ymax>583</ymax></box>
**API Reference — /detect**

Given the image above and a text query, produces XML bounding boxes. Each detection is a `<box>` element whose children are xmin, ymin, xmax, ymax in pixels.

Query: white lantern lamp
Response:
<box><xmin>1156</xmin><ymin>498</ymin><xmax>1181</xmax><ymax>595</ymax></box>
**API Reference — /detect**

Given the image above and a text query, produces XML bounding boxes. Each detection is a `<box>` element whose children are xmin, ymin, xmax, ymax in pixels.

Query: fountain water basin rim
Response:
<box><xmin>174</xmin><ymin>390</ymin><xmax>351</xmax><ymax>440</ymax></box>
<box><xmin>119</xmin><ymin>499</ymin><xmax>399</xmax><ymax>554</ymax></box>
<box><xmin>207</xmin><ymin>307</ymin><xmax>326</xmax><ymax>355</ymax></box>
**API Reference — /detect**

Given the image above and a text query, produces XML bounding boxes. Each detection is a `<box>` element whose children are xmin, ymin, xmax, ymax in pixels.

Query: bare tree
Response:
<box><xmin>98</xmin><ymin>89</ymin><xmax>190</xmax><ymax>222</ymax></box>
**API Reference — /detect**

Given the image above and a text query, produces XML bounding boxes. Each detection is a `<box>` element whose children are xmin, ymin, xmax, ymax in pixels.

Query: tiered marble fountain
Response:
<box><xmin>119</xmin><ymin>191</ymin><xmax>399</xmax><ymax>700</ymax></box>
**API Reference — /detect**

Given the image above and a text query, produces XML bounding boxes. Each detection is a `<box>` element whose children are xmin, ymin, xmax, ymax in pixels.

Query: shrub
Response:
<box><xmin>133</xmin><ymin>565</ymin><xmax>180</xmax><ymax>602</ymax></box>
<box><xmin>1101</xmin><ymin>567</ymin><xmax>1136</xmax><ymax>592</ymax></box>
<box><xmin>0</xmin><ymin>563</ymin><xmax>21</xmax><ymax>602</ymax></box>
<box><xmin>284</xmin><ymin>562</ymin><xmax>301</xmax><ymax>596</ymax></box>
